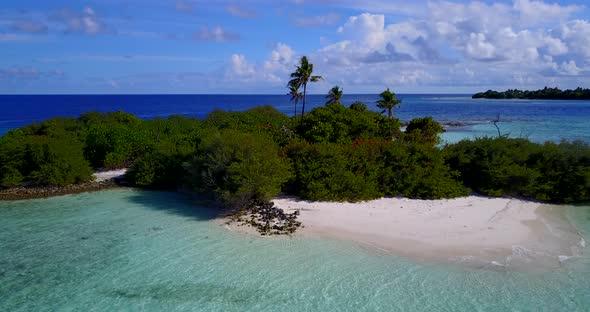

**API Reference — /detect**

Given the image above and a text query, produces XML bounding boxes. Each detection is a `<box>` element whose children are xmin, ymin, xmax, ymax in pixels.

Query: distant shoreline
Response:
<box><xmin>0</xmin><ymin>169</ymin><xmax>128</xmax><ymax>201</ymax></box>
<box><xmin>473</xmin><ymin>87</ymin><xmax>590</xmax><ymax>100</ymax></box>
<box><xmin>0</xmin><ymin>180</ymin><xmax>122</xmax><ymax>201</ymax></box>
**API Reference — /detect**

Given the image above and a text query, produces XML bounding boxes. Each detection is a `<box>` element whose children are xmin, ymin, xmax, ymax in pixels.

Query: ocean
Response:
<box><xmin>0</xmin><ymin>95</ymin><xmax>589</xmax><ymax>311</ymax></box>
<box><xmin>1</xmin><ymin>94</ymin><xmax>589</xmax><ymax>143</ymax></box>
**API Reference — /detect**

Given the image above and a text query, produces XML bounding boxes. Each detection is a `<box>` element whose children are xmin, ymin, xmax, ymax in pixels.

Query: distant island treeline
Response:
<box><xmin>472</xmin><ymin>87</ymin><xmax>590</xmax><ymax>100</ymax></box>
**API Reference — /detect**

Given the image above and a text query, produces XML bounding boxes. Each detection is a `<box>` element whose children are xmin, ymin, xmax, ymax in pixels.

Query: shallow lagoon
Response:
<box><xmin>1</xmin><ymin>189</ymin><xmax>589</xmax><ymax>311</ymax></box>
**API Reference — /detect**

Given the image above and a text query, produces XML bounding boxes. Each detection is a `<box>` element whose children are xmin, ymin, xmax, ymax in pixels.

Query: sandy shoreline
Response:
<box><xmin>231</xmin><ymin>196</ymin><xmax>584</xmax><ymax>269</ymax></box>
<box><xmin>0</xmin><ymin>169</ymin><xmax>129</xmax><ymax>201</ymax></box>
<box><xmin>93</xmin><ymin>169</ymin><xmax>128</xmax><ymax>182</ymax></box>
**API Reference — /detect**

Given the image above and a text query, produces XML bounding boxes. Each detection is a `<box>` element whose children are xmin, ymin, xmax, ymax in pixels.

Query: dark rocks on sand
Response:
<box><xmin>229</xmin><ymin>199</ymin><xmax>302</xmax><ymax>236</ymax></box>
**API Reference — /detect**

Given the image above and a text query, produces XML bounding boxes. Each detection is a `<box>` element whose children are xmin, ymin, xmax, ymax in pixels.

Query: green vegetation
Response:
<box><xmin>184</xmin><ymin>130</ymin><xmax>291</xmax><ymax>209</ymax></box>
<box><xmin>325</xmin><ymin>86</ymin><xmax>343</xmax><ymax>107</ymax></box>
<box><xmin>473</xmin><ymin>87</ymin><xmax>590</xmax><ymax>100</ymax></box>
<box><xmin>404</xmin><ymin>116</ymin><xmax>445</xmax><ymax>145</ymax></box>
<box><xmin>285</xmin><ymin>139</ymin><xmax>468</xmax><ymax>202</ymax></box>
<box><xmin>296</xmin><ymin>101</ymin><xmax>396</xmax><ymax>144</ymax></box>
<box><xmin>1</xmin><ymin>101</ymin><xmax>589</xmax><ymax>205</ymax></box>
<box><xmin>445</xmin><ymin>138</ymin><xmax>590</xmax><ymax>203</ymax></box>
<box><xmin>349</xmin><ymin>101</ymin><xmax>367</xmax><ymax>112</ymax></box>
<box><xmin>1</xmin><ymin>57</ymin><xmax>588</xmax><ymax>206</ymax></box>
<box><xmin>288</xmin><ymin>56</ymin><xmax>323</xmax><ymax>125</ymax></box>
<box><xmin>288</xmin><ymin>83</ymin><xmax>303</xmax><ymax>118</ymax></box>
<box><xmin>377</xmin><ymin>88</ymin><xmax>403</xmax><ymax>138</ymax></box>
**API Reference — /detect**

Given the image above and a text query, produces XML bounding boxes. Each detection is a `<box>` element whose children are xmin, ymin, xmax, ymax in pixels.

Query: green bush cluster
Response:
<box><xmin>0</xmin><ymin>111</ymin><xmax>202</xmax><ymax>189</ymax></box>
<box><xmin>285</xmin><ymin>139</ymin><xmax>468</xmax><ymax>202</ymax></box>
<box><xmin>296</xmin><ymin>103</ymin><xmax>397</xmax><ymax>144</ymax></box>
<box><xmin>184</xmin><ymin>130</ymin><xmax>291</xmax><ymax>208</ymax></box>
<box><xmin>202</xmin><ymin>106</ymin><xmax>295</xmax><ymax>146</ymax></box>
<box><xmin>404</xmin><ymin>116</ymin><xmax>445</xmax><ymax>145</ymax></box>
<box><xmin>445</xmin><ymin>137</ymin><xmax>590</xmax><ymax>203</ymax></box>
<box><xmin>0</xmin><ymin>121</ymin><xmax>92</xmax><ymax>187</ymax></box>
<box><xmin>2</xmin><ymin>98</ymin><xmax>588</xmax><ymax>205</ymax></box>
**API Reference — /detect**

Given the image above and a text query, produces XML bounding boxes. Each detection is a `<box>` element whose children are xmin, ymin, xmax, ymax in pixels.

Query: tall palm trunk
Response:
<box><xmin>388</xmin><ymin>108</ymin><xmax>393</xmax><ymax>138</ymax></box>
<box><xmin>300</xmin><ymin>83</ymin><xmax>307</xmax><ymax>126</ymax></box>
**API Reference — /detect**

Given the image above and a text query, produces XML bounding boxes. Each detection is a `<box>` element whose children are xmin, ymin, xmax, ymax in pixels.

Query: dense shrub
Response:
<box><xmin>444</xmin><ymin>137</ymin><xmax>539</xmax><ymax>197</ymax></box>
<box><xmin>2</xmin><ymin>107</ymin><xmax>587</xmax><ymax>205</ymax></box>
<box><xmin>0</xmin><ymin>111</ymin><xmax>202</xmax><ymax>188</ymax></box>
<box><xmin>285</xmin><ymin>139</ymin><xmax>468</xmax><ymax>201</ymax></box>
<box><xmin>404</xmin><ymin>117</ymin><xmax>445</xmax><ymax>145</ymax></box>
<box><xmin>284</xmin><ymin>140</ymin><xmax>384</xmax><ymax>201</ymax></box>
<box><xmin>297</xmin><ymin>104</ymin><xmax>397</xmax><ymax>144</ymax></box>
<box><xmin>444</xmin><ymin>137</ymin><xmax>590</xmax><ymax>202</ymax></box>
<box><xmin>203</xmin><ymin>106</ymin><xmax>295</xmax><ymax>146</ymax></box>
<box><xmin>82</xmin><ymin>112</ymin><xmax>152</xmax><ymax>169</ymax></box>
<box><xmin>349</xmin><ymin>101</ymin><xmax>367</xmax><ymax>112</ymax></box>
<box><xmin>185</xmin><ymin>130</ymin><xmax>291</xmax><ymax>208</ymax></box>
<box><xmin>126</xmin><ymin>152</ymin><xmax>188</xmax><ymax>189</ymax></box>
<box><xmin>527</xmin><ymin>141</ymin><xmax>590</xmax><ymax>202</ymax></box>
<box><xmin>380</xmin><ymin>142</ymin><xmax>469</xmax><ymax>199</ymax></box>
<box><xmin>27</xmin><ymin>138</ymin><xmax>93</xmax><ymax>186</ymax></box>
<box><xmin>0</xmin><ymin>133</ymin><xmax>92</xmax><ymax>187</ymax></box>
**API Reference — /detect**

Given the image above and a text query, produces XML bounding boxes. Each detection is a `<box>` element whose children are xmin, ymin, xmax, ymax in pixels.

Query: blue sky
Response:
<box><xmin>1</xmin><ymin>0</ymin><xmax>589</xmax><ymax>94</ymax></box>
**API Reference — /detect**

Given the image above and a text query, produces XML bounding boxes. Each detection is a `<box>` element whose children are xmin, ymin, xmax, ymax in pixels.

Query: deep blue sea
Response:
<box><xmin>1</xmin><ymin>94</ymin><xmax>589</xmax><ymax>143</ymax></box>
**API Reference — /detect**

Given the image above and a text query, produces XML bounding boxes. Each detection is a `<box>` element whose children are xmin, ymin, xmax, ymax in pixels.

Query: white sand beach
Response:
<box><xmin>271</xmin><ymin>196</ymin><xmax>584</xmax><ymax>268</ymax></box>
<box><xmin>92</xmin><ymin>169</ymin><xmax>127</xmax><ymax>182</ymax></box>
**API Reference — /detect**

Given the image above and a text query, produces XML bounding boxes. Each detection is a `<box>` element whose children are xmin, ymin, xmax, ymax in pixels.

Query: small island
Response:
<box><xmin>1</xmin><ymin>57</ymin><xmax>588</xmax><ymax>268</ymax></box>
<box><xmin>472</xmin><ymin>87</ymin><xmax>590</xmax><ymax>100</ymax></box>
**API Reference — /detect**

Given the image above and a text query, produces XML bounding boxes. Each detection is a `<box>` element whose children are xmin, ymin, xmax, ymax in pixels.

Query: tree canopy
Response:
<box><xmin>473</xmin><ymin>87</ymin><xmax>590</xmax><ymax>100</ymax></box>
<box><xmin>1</xmin><ymin>91</ymin><xmax>588</xmax><ymax>205</ymax></box>
<box><xmin>325</xmin><ymin>86</ymin><xmax>343</xmax><ymax>107</ymax></box>
<box><xmin>288</xmin><ymin>56</ymin><xmax>322</xmax><ymax>125</ymax></box>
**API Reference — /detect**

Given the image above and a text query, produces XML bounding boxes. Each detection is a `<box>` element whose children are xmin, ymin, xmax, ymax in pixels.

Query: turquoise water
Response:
<box><xmin>1</xmin><ymin>189</ymin><xmax>589</xmax><ymax>311</ymax></box>
<box><xmin>440</xmin><ymin>114</ymin><xmax>590</xmax><ymax>144</ymax></box>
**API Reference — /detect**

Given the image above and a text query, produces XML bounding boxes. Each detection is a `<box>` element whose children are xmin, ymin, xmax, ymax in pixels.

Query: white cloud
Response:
<box><xmin>557</xmin><ymin>60</ymin><xmax>583</xmax><ymax>75</ymax></box>
<box><xmin>290</xmin><ymin>1</ymin><xmax>590</xmax><ymax>92</ymax></box>
<box><xmin>51</xmin><ymin>7</ymin><xmax>109</xmax><ymax>35</ymax></box>
<box><xmin>337</xmin><ymin>13</ymin><xmax>386</xmax><ymax>48</ymax></box>
<box><xmin>193</xmin><ymin>26</ymin><xmax>239</xmax><ymax>41</ymax></box>
<box><xmin>264</xmin><ymin>43</ymin><xmax>295</xmax><ymax>72</ymax></box>
<box><xmin>465</xmin><ymin>33</ymin><xmax>497</xmax><ymax>61</ymax></box>
<box><xmin>228</xmin><ymin>54</ymin><xmax>255</xmax><ymax>79</ymax></box>
<box><xmin>513</xmin><ymin>0</ymin><xmax>581</xmax><ymax>26</ymax></box>
<box><xmin>225</xmin><ymin>43</ymin><xmax>298</xmax><ymax>85</ymax></box>
<box><xmin>543</xmin><ymin>36</ymin><xmax>568</xmax><ymax>55</ymax></box>
<box><xmin>557</xmin><ymin>20</ymin><xmax>590</xmax><ymax>58</ymax></box>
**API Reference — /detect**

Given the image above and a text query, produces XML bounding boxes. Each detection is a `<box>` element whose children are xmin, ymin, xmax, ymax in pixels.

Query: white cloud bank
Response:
<box><xmin>227</xmin><ymin>0</ymin><xmax>590</xmax><ymax>93</ymax></box>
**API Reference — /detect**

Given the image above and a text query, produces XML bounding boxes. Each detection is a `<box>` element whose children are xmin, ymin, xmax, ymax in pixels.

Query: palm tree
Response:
<box><xmin>376</xmin><ymin>88</ymin><xmax>402</xmax><ymax>121</ymax></box>
<box><xmin>325</xmin><ymin>85</ymin><xmax>343</xmax><ymax>107</ymax></box>
<box><xmin>288</xmin><ymin>56</ymin><xmax>322</xmax><ymax>125</ymax></box>
<box><xmin>288</xmin><ymin>83</ymin><xmax>303</xmax><ymax>118</ymax></box>
<box><xmin>377</xmin><ymin>88</ymin><xmax>402</xmax><ymax>137</ymax></box>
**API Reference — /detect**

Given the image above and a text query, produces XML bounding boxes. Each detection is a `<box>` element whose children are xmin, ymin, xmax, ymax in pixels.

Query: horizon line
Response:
<box><xmin>0</xmin><ymin>93</ymin><xmax>474</xmax><ymax>96</ymax></box>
